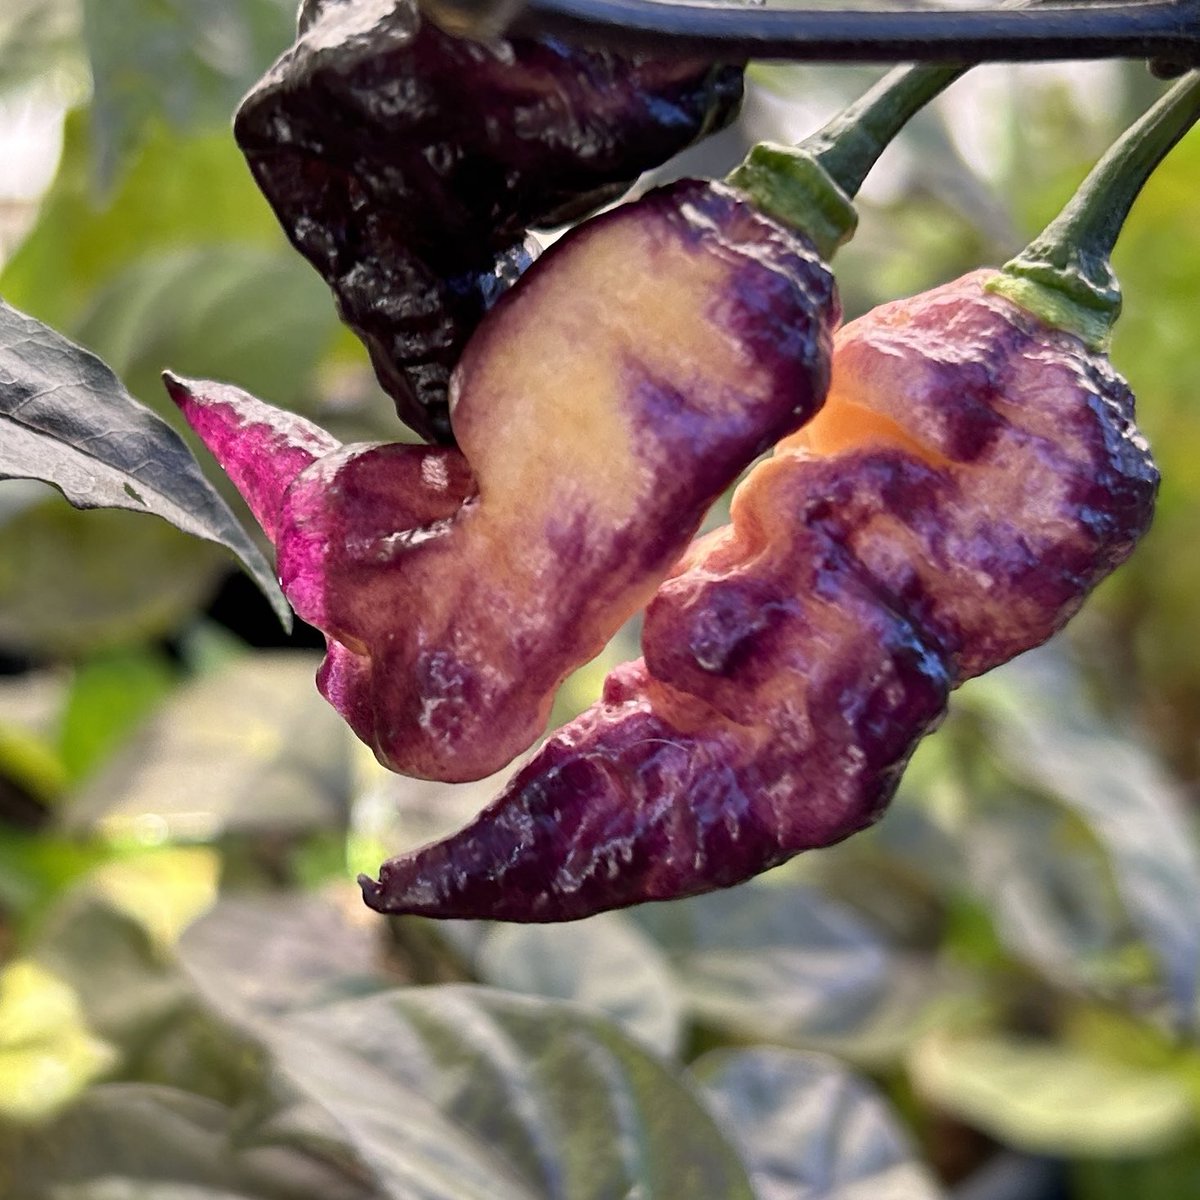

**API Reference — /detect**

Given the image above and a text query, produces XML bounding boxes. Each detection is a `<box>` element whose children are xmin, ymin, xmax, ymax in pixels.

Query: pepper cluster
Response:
<box><xmin>172</xmin><ymin>6</ymin><xmax>1198</xmax><ymax>923</ymax></box>
<box><xmin>361</xmin><ymin>270</ymin><xmax>1156</xmax><ymax>920</ymax></box>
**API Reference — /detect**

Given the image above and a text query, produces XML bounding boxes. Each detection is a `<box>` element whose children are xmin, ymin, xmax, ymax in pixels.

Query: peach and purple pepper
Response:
<box><xmin>169</xmin><ymin>180</ymin><xmax>838</xmax><ymax>783</ymax></box>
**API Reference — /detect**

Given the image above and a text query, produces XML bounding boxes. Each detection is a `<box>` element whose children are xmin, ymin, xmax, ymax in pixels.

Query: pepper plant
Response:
<box><xmin>2</xmin><ymin>3</ymin><xmax>1200</xmax><ymax>1199</ymax></box>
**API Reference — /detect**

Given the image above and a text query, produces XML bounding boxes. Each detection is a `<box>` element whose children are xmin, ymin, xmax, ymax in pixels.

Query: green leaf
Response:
<box><xmin>909</xmin><ymin>1029</ymin><xmax>1195</xmax><ymax>1156</ymax></box>
<box><xmin>470</xmin><ymin>914</ymin><xmax>685</xmax><ymax>1058</ymax></box>
<box><xmin>0</xmin><ymin>491</ymin><xmax>227</xmax><ymax>656</ymax></box>
<box><xmin>59</xmin><ymin>646</ymin><xmax>177</xmax><ymax>781</ymax></box>
<box><xmin>960</xmin><ymin>649</ymin><xmax>1200</xmax><ymax>1020</ymax></box>
<box><xmin>900</xmin><ymin>722</ymin><xmax>1135</xmax><ymax>991</ymax></box>
<box><xmin>0</xmin><ymin>299</ymin><xmax>289</xmax><ymax>627</ymax></box>
<box><xmin>2</xmin><ymin>117</ymin><xmax>287</xmax><ymax>330</ymax></box>
<box><xmin>633</xmin><ymin>880</ymin><xmax>949</xmax><ymax>1066</ymax></box>
<box><xmin>0</xmin><ymin>828</ymin><xmax>108</xmax><ymax>930</ymax></box>
<box><xmin>263</xmin><ymin>986</ymin><xmax>756</xmax><ymax>1200</ymax></box>
<box><xmin>81</xmin><ymin>0</ymin><xmax>293</xmax><ymax>188</ymax></box>
<box><xmin>0</xmin><ymin>1082</ymin><xmax>368</xmax><ymax>1200</ymax></box>
<box><xmin>61</xmin><ymin>654</ymin><xmax>352</xmax><ymax>844</ymax></box>
<box><xmin>0</xmin><ymin>0</ymin><xmax>83</xmax><ymax>97</ymax></box>
<box><xmin>72</xmin><ymin>246</ymin><xmax>339</xmax><ymax>415</ymax></box>
<box><xmin>31</xmin><ymin>849</ymin><xmax>219</xmax><ymax>1049</ymax></box>
<box><xmin>1074</xmin><ymin>1138</ymin><xmax>1200</xmax><ymax>1200</ymax></box>
<box><xmin>692</xmin><ymin>1048</ymin><xmax>943</xmax><ymax>1200</ymax></box>
<box><xmin>178</xmin><ymin>893</ymin><xmax>386</xmax><ymax>1025</ymax></box>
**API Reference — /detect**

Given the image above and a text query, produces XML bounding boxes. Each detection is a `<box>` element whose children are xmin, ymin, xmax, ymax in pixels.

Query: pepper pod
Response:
<box><xmin>235</xmin><ymin>0</ymin><xmax>745</xmax><ymax>443</ymax></box>
<box><xmin>171</xmin><ymin>62</ymin><xmax>965</xmax><ymax>783</ymax></box>
<box><xmin>361</xmin><ymin>74</ymin><xmax>1197</xmax><ymax>923</ymax></box>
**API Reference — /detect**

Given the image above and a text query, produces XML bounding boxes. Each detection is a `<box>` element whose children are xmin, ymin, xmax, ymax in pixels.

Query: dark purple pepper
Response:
<box><xmin>235</xmin><ymin>0</ymin><xmax>744</xmax><ymax>442</ymax></box>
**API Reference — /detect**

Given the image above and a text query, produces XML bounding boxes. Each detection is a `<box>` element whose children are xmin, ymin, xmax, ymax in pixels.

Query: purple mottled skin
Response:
<box><xmin>361</xmin><ymin>271</ymin><xmax>1158</xmax><ymax>922</ymax></box>
<box><xmin>235</xmin><ymin>0</ymin><xmax>744</xmax><ymax>443</ymax></box>
<box><xmin>168</xmin><ymin>180</ymin><xmax>838</xmax><ymax>783</ymax></box>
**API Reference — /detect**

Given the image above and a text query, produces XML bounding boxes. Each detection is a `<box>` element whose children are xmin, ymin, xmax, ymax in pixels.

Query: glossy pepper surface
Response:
<box><xmin>360</xmin><ymin>270</ymin><xmax>1158</xmax><ymax>921</ymax></box>
<box><xmin>169</xmin><ymin>178</ymin><xmax>838</xmax><ymax>782</ymax></box>
<box><xmin>235</xmin><ymin>0</ymin><xmax>744</xmax><ymax>442</ymax></box>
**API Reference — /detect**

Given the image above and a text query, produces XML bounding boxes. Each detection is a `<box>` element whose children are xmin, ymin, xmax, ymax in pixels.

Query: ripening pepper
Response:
<box><xmin>358</xmin><ymin>74</ymin><xmax>1199</xmax><ymax>923</ymax></box>
<box><xmin>235</xmin><ymin>0</ymin><xmax>745</xmax><ymax>443</ymax></box>
<box><xmin>169</xmin><ymin>180</ymin><xmax>838</xmax><ymax>780</ymax></box>
<box><xmin>172</xmin><ymin>65</ymin><xmax>962</xmax><ymax>783</ymax></box>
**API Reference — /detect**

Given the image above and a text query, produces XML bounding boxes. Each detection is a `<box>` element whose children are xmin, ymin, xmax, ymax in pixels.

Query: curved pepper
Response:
<box><xmin>235</xmin><ymin>0</ymin><xmax>745</xmax><ymax>442</ymax></box>
<box><xmin>170</xmin><ymin>179</ymin><xmax>838</xmax><ymax>781</ymax></box>
<box><xmin>359</xmin><ymin>270</ymin><xmax>1158</xmax><ymax>921</ymax></box>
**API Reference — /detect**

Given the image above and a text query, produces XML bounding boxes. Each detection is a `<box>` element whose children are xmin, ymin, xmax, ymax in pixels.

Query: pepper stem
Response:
<box><xmin>990</xmin><ymin>71</ymin><xmax>1200</xmax><ymax>349</ymax></box>
<box><xmin>727</xmin><ymin>63</ymin><xmax>965</xmax><ymax>259</ymax></box>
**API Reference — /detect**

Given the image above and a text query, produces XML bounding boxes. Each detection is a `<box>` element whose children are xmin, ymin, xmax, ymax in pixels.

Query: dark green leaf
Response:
<box><xmin>1074</xmin><ymin>1138</ymin><xmax>1200</xmax><ymax>1200</ymax></box>
<box><xmin>0</xmin><ymin>298</ymin><xmax>289</xmax><ymax>625</ymax></box>
<box><xmin>0</xmin><ymin>1082</ymin><xmax>372</xmax><ymax>1200</ymax></box>
<box><xmin>263</xmin><ymin>986</ymin><xmax>755</xmax><ymax>1200</ymax></box>
<box><xmin>471</xmin><ymin>915</ymin><xmax>685</xmax><ymax>1057</ymax></box>
<box><xmin>692</xmin><ymin>1048</ymin><xmax>943</xmax><ymax>1200</ymax></box>
<box><xmin>633</xmin><ymin>881</ymin><xmax>949</xmax><ymax>1065</ymax></box>
<box><xmin>0</xmin><ymin>491</ymin><xmax>227</xmax><ymax>656</ymax></box>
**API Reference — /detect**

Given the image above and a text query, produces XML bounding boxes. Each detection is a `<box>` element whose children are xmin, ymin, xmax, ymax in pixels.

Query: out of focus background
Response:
<box><xmin>2</xmin><ymin>3</ymin><xmax>1200</xmax><ymax>1197</ymax></box>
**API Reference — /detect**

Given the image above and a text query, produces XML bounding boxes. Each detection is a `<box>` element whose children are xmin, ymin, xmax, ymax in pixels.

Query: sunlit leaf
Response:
<box><xmin>1</xmin><ymin>117</ymin><xmax>285</xmax><ymax>330</ymax></box>
<box><xmin>693</xmin><ymin>1048</ymin><xmax>943</xmax><ymax>1200</ymax></box>
<box><xmin>910</xmin><ymin>1029</ymin><xmax>1195</xmax><ymax>1156</ymax></box>
<box><xmin>89</xmin><ymin>847</ymin><xmax>219</xmax><ymax>949</ymax></box>
<box><xmin>31</xmin><ymin>849</ymin><xmax>218</xmax><ymax>1053</ymax></box>
<box><xmin>0</xmin><ymin>959</ymin><xmax>115</xmax><ymax>1123</ymax></box>
<box><xmin>62</xmin><ymin>654</ymin><xmax>351</xmax><ymax>844</ymax></box>
<box><xmin>0</xmin><ymin>298</ymin><xmax>288</xmax><ymax>625</ymax></box>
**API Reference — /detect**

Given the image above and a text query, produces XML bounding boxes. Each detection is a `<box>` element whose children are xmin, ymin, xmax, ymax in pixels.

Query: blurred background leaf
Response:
<box><xmin>693</xmin><ymin>1047</ymin><xmax>944</xmax><ymax>1200</ymax></box>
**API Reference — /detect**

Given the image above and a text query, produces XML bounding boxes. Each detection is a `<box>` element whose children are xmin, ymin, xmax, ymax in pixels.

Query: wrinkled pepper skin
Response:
<box><xmin>169</xmin><ymin>180</ymin><xmax>838</xmax><ymax>783</ymax></box>
<box><xmin>361</xmin><ymin>271</ymin><xmax>1158</xmax><ymax>921</ymax></box>
<box><xmin>235</xmin><ymin>0</ymin><xmax>744</xmax><ymax>443</ymax></box>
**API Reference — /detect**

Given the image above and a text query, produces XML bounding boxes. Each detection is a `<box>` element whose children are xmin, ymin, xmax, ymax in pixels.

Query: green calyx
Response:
<box><xmin>990</xmin><ymin>70</ymin><xmax>1200</xmax><ymax>349</ymax></box>
<box><xmin>727</xmin><ymin>63</ymin><xmax>967</xmax><ymax>260</ymax></box>
<box><xmin>727</xmin><ymin>145</ymin><xmax>858</xmax><ymax>261</ymax></box>
<box><xmin>989</xmin><ymin>242</ymin><xmax>1121</xmax><ymax>353</ymax></box>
